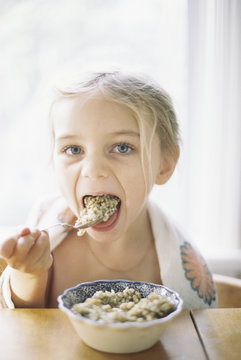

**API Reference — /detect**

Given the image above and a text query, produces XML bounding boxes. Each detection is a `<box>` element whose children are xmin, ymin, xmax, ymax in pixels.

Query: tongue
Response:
<box><xmin>92</xmin><ymin>210</ymin><xmax>118</xmax><ymax>229</ymax></box>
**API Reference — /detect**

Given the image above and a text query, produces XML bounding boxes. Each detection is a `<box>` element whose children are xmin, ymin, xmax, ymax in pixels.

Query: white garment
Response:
<box><xmin>0</xmin><ymin>194</ymin><xmax>217</xmax><ymax>309</ymax></box>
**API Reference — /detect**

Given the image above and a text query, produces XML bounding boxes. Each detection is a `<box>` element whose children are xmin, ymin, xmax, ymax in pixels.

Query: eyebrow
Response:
<box><xmin>56</xmin><ymin>130</ymin><xmax>140</xmax><ymax>141</ymax></box>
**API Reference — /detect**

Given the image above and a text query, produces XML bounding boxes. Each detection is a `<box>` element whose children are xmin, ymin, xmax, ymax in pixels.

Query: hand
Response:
<box><xmin>0</xmin><ymin>227</ymin><xmax>53</xmax><ymax>275</ymax></box>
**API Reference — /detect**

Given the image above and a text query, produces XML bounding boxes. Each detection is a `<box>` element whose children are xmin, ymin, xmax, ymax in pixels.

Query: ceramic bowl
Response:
<box><xmin>58</xmin><ymin>279</ymin><xmax>183</xmax><ymax>354</ymax></box>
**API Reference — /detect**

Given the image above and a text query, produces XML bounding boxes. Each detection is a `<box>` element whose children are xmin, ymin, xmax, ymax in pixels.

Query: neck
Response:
<box><xmin>86</xmin><ymin>208</ymin><xmax>154</xmax><ymax>273</ymax></box>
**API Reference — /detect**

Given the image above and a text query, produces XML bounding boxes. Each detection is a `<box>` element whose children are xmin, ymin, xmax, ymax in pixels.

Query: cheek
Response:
<box><xmin>121</xmin><ymin>163</ymin><xmax>146</xmax><ymax>202</ymax></box>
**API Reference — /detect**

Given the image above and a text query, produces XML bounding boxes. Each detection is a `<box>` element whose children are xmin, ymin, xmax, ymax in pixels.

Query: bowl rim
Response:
<box><xmin>58</xmin><ymin>279</ymin><xmax>183</xmax><ymax>328</ymax></box>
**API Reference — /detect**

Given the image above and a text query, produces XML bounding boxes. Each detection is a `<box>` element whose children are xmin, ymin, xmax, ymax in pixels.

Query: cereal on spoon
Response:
<box><xmin>75</xmin><ymin>195</ymin><xmax>120</xmax><ymax>236</ymax></box>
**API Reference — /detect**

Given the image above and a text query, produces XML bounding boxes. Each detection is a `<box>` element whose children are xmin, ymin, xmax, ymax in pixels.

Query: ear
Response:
<box><xmin>155</xmin><ymin>147</ymin><xmax>180</xmax><ymax>185</ymax></box>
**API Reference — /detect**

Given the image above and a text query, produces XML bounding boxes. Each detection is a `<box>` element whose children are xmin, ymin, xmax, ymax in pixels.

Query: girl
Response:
<box><xmin>0</xmin><ymin>70</ymin><xmax>217</xmax><ymax>309</ymax></box>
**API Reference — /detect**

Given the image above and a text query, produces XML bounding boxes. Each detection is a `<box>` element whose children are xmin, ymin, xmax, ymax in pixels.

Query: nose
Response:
<box><xmin>81</xmin><ymin>152</ymin><xmax>109</xmax><ymax>179</ymax></box>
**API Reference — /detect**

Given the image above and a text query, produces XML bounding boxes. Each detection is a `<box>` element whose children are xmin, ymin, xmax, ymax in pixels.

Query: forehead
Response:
<box><xmin>52</xmin><ymin>94</ymin><xmax>140</xmax><ymax>136</ymax></box>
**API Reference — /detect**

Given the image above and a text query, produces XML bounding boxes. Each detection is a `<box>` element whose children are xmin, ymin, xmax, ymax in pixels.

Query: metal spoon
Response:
<box><xmin>43</xmin><ymin>216</ymin><xmax>104</xmax><ymax>231</ymax></box>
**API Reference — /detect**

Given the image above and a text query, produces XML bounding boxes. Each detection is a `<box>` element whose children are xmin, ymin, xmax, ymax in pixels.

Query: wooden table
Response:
<box><xmin>191</xmin><ymin>308</ymin><xmax>241</xmax><ymax>360</ymax></box>
<box><xmin>0</xmin><ymin>308</ymin><xmax>240</xmax><ymax>360</ymax></box>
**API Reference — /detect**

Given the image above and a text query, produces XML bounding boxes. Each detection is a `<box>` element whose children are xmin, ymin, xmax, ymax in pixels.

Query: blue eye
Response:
<box><xmin>113</xmin><ymin>143</ymin><xmax>133</xmax><ymax>154</ymax></box>
<box><xmin>65</xmin><ymin>146</ymin><xmax>82</xmax><ymax>155</ymax></box>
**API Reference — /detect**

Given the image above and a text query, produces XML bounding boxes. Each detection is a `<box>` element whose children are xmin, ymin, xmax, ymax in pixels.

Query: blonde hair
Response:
<box><xmin>50</xmin><ymin>70</ymin><xmax>180</xmax><ymax>188</ymax></box>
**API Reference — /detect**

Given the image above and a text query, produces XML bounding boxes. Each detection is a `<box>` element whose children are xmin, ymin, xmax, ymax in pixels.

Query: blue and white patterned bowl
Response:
<box><xmin>58</xmin><ymin>279</ymin><xmax>183</xmax><ymax>354</ymax></box>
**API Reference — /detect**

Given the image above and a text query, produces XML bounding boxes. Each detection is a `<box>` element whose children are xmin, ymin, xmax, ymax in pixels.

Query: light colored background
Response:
<box><xmin>0</xmin><ymin>0</ymin><xmax>240</xmax><ymax>276</ymax></box>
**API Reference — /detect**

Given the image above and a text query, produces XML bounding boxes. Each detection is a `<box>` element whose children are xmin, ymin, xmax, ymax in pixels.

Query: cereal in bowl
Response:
<box><xmin>71</xmin><ymin>287</ymin><xmax>177</xmax><ymax>323</ymax></box>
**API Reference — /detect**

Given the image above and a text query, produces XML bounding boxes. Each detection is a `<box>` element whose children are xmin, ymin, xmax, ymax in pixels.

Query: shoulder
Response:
<box><xmin>148</xmin><ymin>200</ymin><xmax>217</xmax><ymax>308</ymax></box>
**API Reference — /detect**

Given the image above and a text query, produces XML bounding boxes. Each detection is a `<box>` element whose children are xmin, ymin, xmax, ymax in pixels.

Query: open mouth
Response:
<box><xmin>76</xmin><ymin>194</ymin><xmax>121</xmax><ymax>235</ymax></box>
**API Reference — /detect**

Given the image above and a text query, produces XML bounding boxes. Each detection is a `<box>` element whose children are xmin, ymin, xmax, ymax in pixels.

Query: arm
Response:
<box><xmin>9</xmin><ymin>268</ymin><xmax>51</xmax><ymax>308</ymax></box>
<box><xmin>0</xmin><ymin>228</ymin><xmax>53</xmax><ymax>308</ymax></box>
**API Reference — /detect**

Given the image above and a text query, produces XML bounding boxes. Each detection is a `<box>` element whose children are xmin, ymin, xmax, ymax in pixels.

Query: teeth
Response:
<box><xmin>76</xmin><ymin>194</ymin><xmax>120</xmax><ymax>236</ymax></box>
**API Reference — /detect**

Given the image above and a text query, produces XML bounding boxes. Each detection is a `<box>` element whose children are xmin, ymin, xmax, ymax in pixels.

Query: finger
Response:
<box><xmin>18</xmin><ymin>227</ymin><xmax>31</xmax><ymax>238</ymax></box>
<box><xmin>0</xmin><ymin>227</ymin><xmax>33</xmax><ymax>260</ymax></box>
<box><xmin>15</xmin><ymin>230</ymin><xmax>40</xmax><ymax>260</ymax></box>
<box><xmin>0</xmin><ymin>236</ymin><xmax>18</xmax><ymax>259</ymax></box>
<box><xmin>24</xmin><ymin>232</ymin><xmax>52</xmax><ymax>273</ymax></box>
<box><xmin>28</xmin><ymin>231</ymin><xmax>50</xmax><ymax>265</ymax></box>
<box><xmin>33</xmin><ymin>246</ymin><xmax>53</xmax><ymax>273</ymax></box>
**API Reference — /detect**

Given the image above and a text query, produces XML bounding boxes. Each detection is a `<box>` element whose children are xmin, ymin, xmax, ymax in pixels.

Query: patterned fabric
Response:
<box><xmin>180</xmin><ymin>241</ymin><xmax>216</xmax><ymax>305</ymax></box>
<box><xmin>148</xmin><ymin>201</ymin><xmax>217</xmax><ymax>309</ymax></box>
